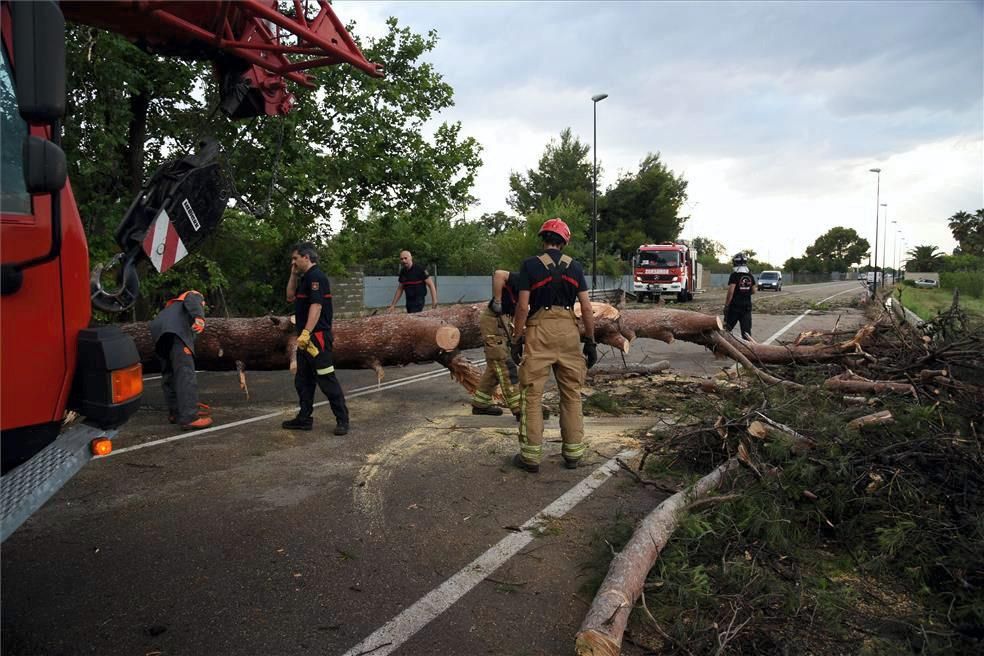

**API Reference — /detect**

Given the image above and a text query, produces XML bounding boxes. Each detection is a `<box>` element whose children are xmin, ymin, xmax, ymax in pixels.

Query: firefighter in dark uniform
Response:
<box><xmin>511</xmin><ymin>218</ymin><xmax>598</xmax><ymax>473</ymax></box>
<box><xmin>150</xmin><ymin>289</ymin><xmax>212</xmax><ymax>430</ymax></box>
<box><xmin>282</xmin><ymin>243</ymin><xmax>350</xmax><ymax>435</ymax></box>
<box><xmin>471</xmin><ymin>270</ymin><xmax>523</xmax><ymax>417</ymax></box>
<box><xmin>724</xmin><ymin>252</ymin><xmax>757</xmax><ymax>340</ymax></box>
<box><xmin>387</xmin><ymin>250</ymin><xmax>438</xmax><ymax>313</ymax></box>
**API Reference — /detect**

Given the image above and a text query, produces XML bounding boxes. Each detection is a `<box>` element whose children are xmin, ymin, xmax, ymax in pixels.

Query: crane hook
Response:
<box><xmin>90</xmin><ymin>249</ymin><xmax>141</xmax><ymax>313</ymax></box>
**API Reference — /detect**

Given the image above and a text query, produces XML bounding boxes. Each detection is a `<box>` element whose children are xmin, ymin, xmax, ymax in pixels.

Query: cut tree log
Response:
<box><xmin>122</xmin><ymin>314</ymin><xmax>460</xmax><ymax>374</ymax></box>
<box><xmin>119</xmin><ymin>304</ymin><xmax>878</xmax><ymax>381</ymax></box>
<box><xmin>575</xmin><ymin>458</ymin><xmax>741</xmax><ymax>656</ymax></box>
<box><xmin>847</xmin><ymin>410</ymin><xmax>894</xmax><ymax>431</ymax></box>
<box><xmin>822</xmin><ymin>371</ymin><xmax>917</xmax><ymax>398</ymax></box>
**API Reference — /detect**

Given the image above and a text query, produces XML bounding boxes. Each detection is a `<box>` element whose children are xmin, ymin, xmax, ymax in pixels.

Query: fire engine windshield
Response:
<box><xmin>638</xmin><ymin>252</ymin><xmax>681</xmax><ymax>267</ymax></box>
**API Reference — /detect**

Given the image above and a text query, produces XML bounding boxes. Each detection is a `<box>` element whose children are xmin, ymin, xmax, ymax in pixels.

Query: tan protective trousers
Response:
<box><xmin>472</xmin><ymin>308</ymin><xmax>520</xmax><ymax>413</ymax></box>
<box><xmin>517</xmin><ymin>307</ymin><xmax>587</xmax><ymax>465</ymax></box>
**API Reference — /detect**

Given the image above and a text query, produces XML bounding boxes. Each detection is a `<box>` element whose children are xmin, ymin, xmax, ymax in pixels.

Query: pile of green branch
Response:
<box><xmin>582</xmin><ymin>299</ymin><xmax>983</xmax><ymax>654</ymax></box>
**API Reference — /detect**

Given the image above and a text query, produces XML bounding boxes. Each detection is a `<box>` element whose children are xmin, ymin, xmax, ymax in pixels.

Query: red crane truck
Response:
<box><xmin>0</xmin><ymin>0</ymin><xmax>381</xmax><ymax>541</ymax></box>
<box><xmin>632</xmin><ymin>242</ymin><xmax>699</xmax><ymax>303</ymax></box>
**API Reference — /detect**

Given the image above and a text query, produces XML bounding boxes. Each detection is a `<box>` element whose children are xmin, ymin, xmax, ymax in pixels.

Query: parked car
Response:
<box><xmin>914</xmin><ymin>278</ymin><xmax>939</xmax><ymax>288</ymax></box>
<box><xmin>758</xmin><ymin>270</ymin><xmax>782</xmax><ymax>291</ymax></box>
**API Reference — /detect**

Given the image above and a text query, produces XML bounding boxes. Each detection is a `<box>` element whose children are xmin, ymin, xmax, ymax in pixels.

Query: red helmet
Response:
<box><xmin>538</xmin><ymin>218</ymin><xmax>571</xmax><ymax>244</ymax></box>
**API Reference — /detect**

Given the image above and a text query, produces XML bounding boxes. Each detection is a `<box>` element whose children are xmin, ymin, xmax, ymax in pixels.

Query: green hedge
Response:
<box><xmin>939</xmin><ymin>271</ymin><xmax>984</xmax><ymax>298</ymax></box>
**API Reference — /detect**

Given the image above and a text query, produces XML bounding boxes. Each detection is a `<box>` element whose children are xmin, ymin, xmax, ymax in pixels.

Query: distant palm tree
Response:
<box><xmin>906</xmin><ymin>244</ymin><xmax>944</xmax><ymax>272</ymax></box>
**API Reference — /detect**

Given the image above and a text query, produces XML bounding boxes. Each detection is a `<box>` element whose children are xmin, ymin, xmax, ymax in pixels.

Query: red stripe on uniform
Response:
<box><xmin>296</xmin><ymin>294</ymin><xmax>308</xmax><ymax>298</ymax></box>
<box><xmin>314</xmin><ymin>331</ymin><xmax>325</xmax><ymax>349</ymax></box>
<box><xmin>530</xmin><ymin>278</ymin><xmax>551</xmax><ymax>290</ymax></box>
<box><xmin>562</xmin><ymin>275</ymin><xmax>580</xmax><ymax>288</ymax></box>
<box><xmin>401</xmin><ymin>280</ymin><xmax>425</xmax><ymax>285</ymax></box>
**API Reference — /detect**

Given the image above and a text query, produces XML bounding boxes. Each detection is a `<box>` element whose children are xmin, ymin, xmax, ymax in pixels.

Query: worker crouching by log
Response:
<box><xmin>471</xmin><ymin>270</ymin><xmax>522</xmax><ymax>417</ymax></box>
<box><xmin>282</xmin><ymin>243</ymin><xmax>350</xmax><ymax>436</ymax></box>
<box><xmin>511</xmin><ymin>219</ymin><xmax>597</xmax><ymax>473</ymax></box>
<box><xmin>150</xmin><ymin>289</ymin><xmax>212</xmax><ymax>430</ymax></box>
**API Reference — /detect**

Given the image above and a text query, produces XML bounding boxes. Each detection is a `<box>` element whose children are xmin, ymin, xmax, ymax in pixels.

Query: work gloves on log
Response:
<box><xmin>489</xmin><ymin>298</ymin><xmax>503</xmax><ymax>315</ymax></box>
<box><xmin>582</xmin><ymin>337</ymin><xmax>598</xmax><ymax>369</ymax></box>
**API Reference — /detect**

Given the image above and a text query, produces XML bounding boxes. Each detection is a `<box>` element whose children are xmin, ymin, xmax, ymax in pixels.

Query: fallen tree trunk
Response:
<box><xmin>575</xmin><ymin>458</ymin><xmax>741</xmax><ymax>655</ymax></box>
<box><xmin>120</xmin><ymin>303</ymin><xmax>876</xmax><ymax>378</ymax></box>
<box><xmin>123</xmin><ymin>314</ymin><xmax>460</xmax><ymax>374</ymax></box>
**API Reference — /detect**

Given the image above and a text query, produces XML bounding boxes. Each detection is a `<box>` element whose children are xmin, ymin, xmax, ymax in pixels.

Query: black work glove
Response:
<box><xmin>582</xmin><ymin>337</ymin><xmax>598</xmax><ymax>369</ymax></box>
<box><xmin>723</xmin><ymin>304</ymin><xmax>730</xmax><ymax>318</ymax></box>
<box><xmin>510</xmin><ymin>336</ymin><xmax>524</xmax><ymax>365</ymax></box>
<box><xmin>488</xmin><ymin>298</ymin><xmax>503</xmax><ymax>315</ymax></box>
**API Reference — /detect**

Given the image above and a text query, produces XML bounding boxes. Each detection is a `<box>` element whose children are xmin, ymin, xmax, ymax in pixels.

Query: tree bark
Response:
<box><xmin>120</xmin><ymin>304</ymin><xmax>873</xmax><ymax>378</ymax></box>
<box><xmin>123</xmin><ymin>314</ymin><xmax>460</xmax><ymax>374</ymax></box>
<box><xmin>575</xmin><ymin>458</ymin><xmax>741</xmax><ymax>656</ymax></box>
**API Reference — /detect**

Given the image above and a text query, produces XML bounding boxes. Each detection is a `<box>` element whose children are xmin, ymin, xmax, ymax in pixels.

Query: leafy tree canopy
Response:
<box><xmin>784</xmin><ymin>227</ymin><xmax>869</xmax><ymax>273</ymax></box>
<box><xmin>948</xmin><ymin>209</ymin><xmax>984</xmax><ymax>257</ymax></box>
<box><xmin>598</xmin><ymin>152</ymin><xmax>689</xmax><ymax>256</ymax></box>
<box><xmin>507</xmin><ymin>128</ymin><xmax>593</xmax><ymax>217</ymax></box>
<box><xmin>906</xmin><ymin>245</ymin><xmax>945</xmax><ymax>272</ymax></box>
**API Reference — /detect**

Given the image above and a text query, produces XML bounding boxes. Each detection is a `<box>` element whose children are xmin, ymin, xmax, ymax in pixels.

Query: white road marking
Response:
<box><xmin>339</xmin><ymin>448</ymin><xmax>639</xmax><ymax>656</ymax></box>
<box><xmin>761</xmin><ymin>283</ymin><xmax>863</xmax><ymax>345</ymax></box>
<box><xmin>106</xmin><ymin>362</ymin><xmax>484</xmax><ymax>457</ymax></box>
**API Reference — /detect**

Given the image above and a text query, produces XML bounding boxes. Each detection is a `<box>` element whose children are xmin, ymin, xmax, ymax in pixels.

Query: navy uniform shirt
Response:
<box><xmin>728</xmin><ymin>271</ymin><xmax>756</xmax><ymax>308</ymax></box>
<box><xmin>518</xmin><ymin>250</ymin><xmax>588</xmax><ymax>316</ymax></box>
<box><xmin>295</xmin><ymin>265</ymin><xmax>333</xmax><ymax>336</ymax></box>
<box><xmin>501</xmin><ymin>272</ymin><xmax>521</xmax><ymax>317</ymax></box>
<box><xmin>398</xmin><ymin>263</ymin><xmax>429</xmax><ymax>308</ymax></box>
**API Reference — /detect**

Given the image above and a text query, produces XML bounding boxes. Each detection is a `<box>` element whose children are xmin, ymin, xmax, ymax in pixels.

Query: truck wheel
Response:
<box><xmin>677</xmin><ymin>291</ymin><xmax>689</xmax><ymax>303</ymax></box>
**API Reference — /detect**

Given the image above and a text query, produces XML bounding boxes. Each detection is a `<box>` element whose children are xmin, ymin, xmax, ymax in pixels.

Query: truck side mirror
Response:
<box><xmin>23</xmin><ymin>136</ymin><xmax>66</xmax><ymax>193</ymax></box>
<box><xmin>12</xmin><ymin>0</ymin><xmax>66</xmax><ymax>124</ymax></box>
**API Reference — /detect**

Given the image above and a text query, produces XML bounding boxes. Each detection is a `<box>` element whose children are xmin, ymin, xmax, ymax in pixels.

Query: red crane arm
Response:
<box><xmin>60</xmin><ymin>0</ymin><xmax>384</xmax><ymax>116</ymax></box>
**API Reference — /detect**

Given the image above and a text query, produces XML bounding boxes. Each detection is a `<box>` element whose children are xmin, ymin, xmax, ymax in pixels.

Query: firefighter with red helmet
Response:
<box><xmin>510</xmin><ymin>218</ymin><xmax>597</xmax><ymax>472</ymax></box>
<box><xmin>150</xmin><ymin>289</ymin><xmax>213</xmax><ymax>430</ymax></box>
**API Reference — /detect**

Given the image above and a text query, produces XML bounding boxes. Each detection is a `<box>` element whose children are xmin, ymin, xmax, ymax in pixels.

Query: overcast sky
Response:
<box><xmin>337</xmin><ymin>1</ymin><xmax>983</xmax><ymax>266</ymax></box>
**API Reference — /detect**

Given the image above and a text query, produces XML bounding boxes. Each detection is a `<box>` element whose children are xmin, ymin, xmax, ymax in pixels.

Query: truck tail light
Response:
<box><xmin>90</xmin><ymin>437</ymin><xmax>113</xmax><ymax>457</ymax></box>
<box><xmin>111</xmin><ymin>364</ymin><xmax>143</xmax><ymax>404</ymax></box>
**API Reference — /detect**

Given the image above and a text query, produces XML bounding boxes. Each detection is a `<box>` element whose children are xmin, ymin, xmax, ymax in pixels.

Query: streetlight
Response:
<box><xmin>591</xmin><ymin>93</ymin><xmax>608</xmax><ymax>291</ymax></box>
<box><xmin>869</xmin><ymin>168</ymin><xmax>881</xmax><ymax>290</ymax></box>
<box><xmin>890</xmin><ymin>220</ymin><xmax>898</xmax><ymax>283</ymax></box>
<box><xmin>880</xmin><ymin>203</ymin><xmax>888</xmax><ymax>288</ymax></box>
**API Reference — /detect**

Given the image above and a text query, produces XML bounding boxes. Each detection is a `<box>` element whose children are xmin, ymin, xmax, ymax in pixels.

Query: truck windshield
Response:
<box><xmin>1</xmin><ymin>48</ymin><xmax>31</xmax><ymax>215</ymax></box>
<box><xmin>639</xmin><ymin>252</ymin><xmax>680</xmax><ymax>267</ymax></box>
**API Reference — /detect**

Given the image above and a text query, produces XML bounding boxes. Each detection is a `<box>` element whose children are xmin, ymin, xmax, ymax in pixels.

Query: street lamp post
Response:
<box><xmin>869</xmin><ymin>168</ymin><xmax>881</xmax><ymax>290</ymax></box>
<box><xmin>881</xmin><ymin>203</ymin><xmax>888</xmax><ymax>288</ymax></box>
<box><xmin>591</xmin><ymin>93</ymin><xmax>608</xmax><ymax>291</ymax></box>
<box><xmin>891</xmin><ymin>220</ymin><xmax>898</xmax><ymax>283</ymax></box>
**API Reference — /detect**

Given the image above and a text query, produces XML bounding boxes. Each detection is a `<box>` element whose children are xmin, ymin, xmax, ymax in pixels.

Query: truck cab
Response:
<box><xmin>1</xmin><ymin>1</ymin><xmax>143</xmax><ymax>541</ymax></box>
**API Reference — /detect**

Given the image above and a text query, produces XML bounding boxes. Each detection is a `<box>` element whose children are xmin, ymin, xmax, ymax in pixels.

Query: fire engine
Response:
<box><xmin>632</xmin><ymin>242</ymin><xmax>700</xmax><ymax>303</ymax></box>
<box><xmin>0</xmin><ymin>0</ymin><xmax>381</xmax><ymax>541</ymax></box>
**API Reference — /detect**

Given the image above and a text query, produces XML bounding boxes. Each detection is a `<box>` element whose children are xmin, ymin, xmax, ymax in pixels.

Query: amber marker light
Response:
<box><xmin>111</xmin><ymin>363</ymin><xmax>143</xmax><ymax>404</ymax></box>
<box><xmin>91</xmin><ymin>438</ymin><xmax>112</xmax><ymax>457</ymax></box>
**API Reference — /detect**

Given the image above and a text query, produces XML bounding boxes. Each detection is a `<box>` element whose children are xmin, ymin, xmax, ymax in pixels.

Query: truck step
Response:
<box><xmin>1</xmin><ymin>425</ymin><xmax>114</xmax><ymax>542</ymax></box>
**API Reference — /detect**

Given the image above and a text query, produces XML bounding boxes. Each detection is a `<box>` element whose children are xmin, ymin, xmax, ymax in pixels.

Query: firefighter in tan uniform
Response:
<box><xmin>511</xmin><ymin>219</ymin><xmax>598</xmax><ymax>472</ymax></box>
<box><xmin>471</xmin><ymin>270</ymin><xmax>522</xmax><ymax>416</ymax></box>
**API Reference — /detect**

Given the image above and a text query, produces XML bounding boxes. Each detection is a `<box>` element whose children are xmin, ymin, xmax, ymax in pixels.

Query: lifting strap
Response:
<box><xmin>534</xmin><ymin>253</ymin><xmax>576</xmax><ymax>306</ymax></box>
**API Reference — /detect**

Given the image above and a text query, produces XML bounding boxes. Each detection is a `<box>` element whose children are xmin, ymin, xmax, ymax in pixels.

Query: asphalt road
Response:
<box><xmin>1</xmin><ymin>280</ymin><xmax>867</xmax><ymax>656</ymax></box>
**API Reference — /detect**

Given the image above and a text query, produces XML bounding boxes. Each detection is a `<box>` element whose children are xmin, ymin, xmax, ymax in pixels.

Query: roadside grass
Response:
<box><xmin>898</xmin><ymin>285</ymin><xmax>984</xmax><ymax>322</ymax></box>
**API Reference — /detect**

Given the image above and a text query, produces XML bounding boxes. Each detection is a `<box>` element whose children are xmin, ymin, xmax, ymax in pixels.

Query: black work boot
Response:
<box><xmin>472</xmin><ymin>405</ymin><xmax>504</xmax><ymax>416</ymax></box>
<box><xmin>542</xmin><ymin>407</ymin><xmax>551</xmax><ymax>420</ymax></box>
<box><xmin>334</xmin><ymin>423</ymin><xmax>349</xmax><ymax>436</ymax></box>
<box><xmin>282</xmin><ymin>416</ymin><xmax>313</xmax><ymax>431</ymax></box>
<box><xmin>563</xmin><ymin>458</ymin><xmax>581</xmax><ymax>470</ymax></box>
<box><xmin>512</xmin><ymin>453</ymin><xmax>540</xmax><ymax>474</ymax></box>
